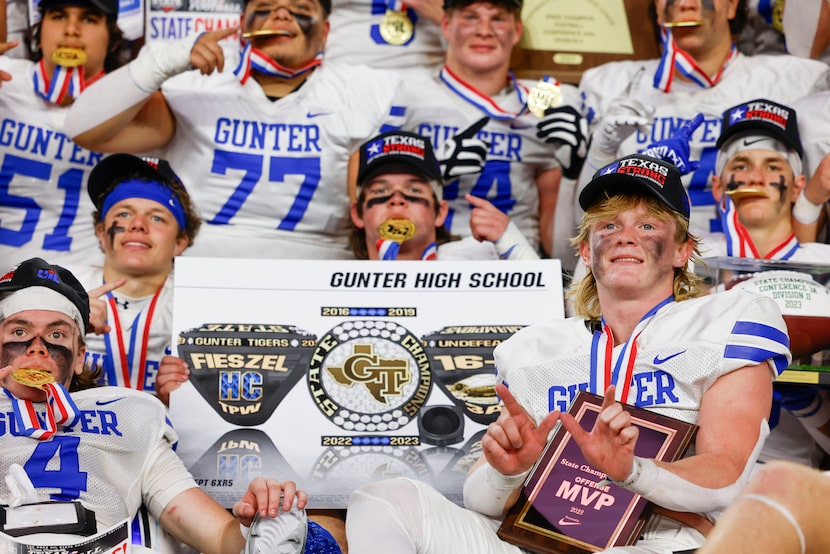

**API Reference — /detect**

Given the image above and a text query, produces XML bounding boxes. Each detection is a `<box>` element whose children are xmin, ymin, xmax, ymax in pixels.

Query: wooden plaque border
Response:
<box><xmin>511</xmin><ymin>0</ymin><xmax>661</xmax><ymax>84</ymax></box>
<box><xmin>498</xmin><ymin>391</ymin><xmax>698</xmax><ymax>554</ymax></box>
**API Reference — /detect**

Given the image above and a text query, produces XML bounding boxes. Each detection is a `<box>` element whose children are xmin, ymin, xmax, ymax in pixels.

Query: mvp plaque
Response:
<box><xmin>498</xmin><ymin>391</ymin><xmax>697</xmax><ymax>553</ymax></box>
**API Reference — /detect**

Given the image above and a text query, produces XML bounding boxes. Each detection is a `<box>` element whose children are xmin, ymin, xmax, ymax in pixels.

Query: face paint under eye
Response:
<box><xmin>245</xmin><ymin>5</ymin><xmax>317</xmax><ymax>36</ymax></box>
<box><xmin>726</xmin><ymin>174</ymin><xmax>745</xmax><ymax>191</ymax></box>
<box><xmin>2</xmin><ymin>336</ymin><xmax>74</xmax><ymax>375</ymax></box>
<box><xmin>107</xmin><ymin>221</ymin><xmax>126</xmax><ymax>247</ymax></box>
<box><xmin>770</xmin><ymin>175</ymin><xmax>787</xmax><ymax>202</ymax></box>
<box><xmin>366</xmin><ymin>192</ymin><xmax>432</xmax><ymax>209</ymax></box>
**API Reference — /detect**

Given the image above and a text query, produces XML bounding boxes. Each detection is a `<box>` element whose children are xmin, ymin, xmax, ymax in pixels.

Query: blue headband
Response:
<box><xmin>100</xmin><ymin>179</ymin><xmax>187</xmax><ymax>231</ymax></box>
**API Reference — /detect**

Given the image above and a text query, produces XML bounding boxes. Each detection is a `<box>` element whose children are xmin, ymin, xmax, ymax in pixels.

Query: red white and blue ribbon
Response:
<box><xmin>103</xmin><ymin>287</ymin><xmax>163</xmax><ymax>390</ymax></box>
<box><xmin>439</xmin><ymin>65</ymin><xmax>529</xmax><ymax>120</ymax></box>
<box><xmin>589</xmin><ymin>295</ymin><xmax>674</xmax><ymax>404</ymax></box>
<box><xmin>653</xmin><ymin>27</ymin><xmax>738</xmax><ymax>92</ymax></box>
<box><xmin>376</xmin><ymin>239</ymin><xmax>438</xmax><ymax>260</ymax></box>
<box><xmin>4</xmin><ymin>384</ymin><xmax>80</xmax><ymax>440</ymax></box>
<box><xmin>234</xmin><ymin>42</ymin><xmax>323</xmax><ymax>84</ymax></box>
<box><xmin>718</xmin><ymin>197</ymin><xmax>800</xmax><ymax>259</ymax></box>
<box><xmin>32</xmin><ymin>61</ymin><xmax>103</xmax><ymax>105</ymax></box>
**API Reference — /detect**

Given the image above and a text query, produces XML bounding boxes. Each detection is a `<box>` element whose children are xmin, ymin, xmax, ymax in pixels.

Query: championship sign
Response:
<box><xmin>170</xmin><ymin>258</ymin><xmax>564</xmax><ymax>508</ymax></box>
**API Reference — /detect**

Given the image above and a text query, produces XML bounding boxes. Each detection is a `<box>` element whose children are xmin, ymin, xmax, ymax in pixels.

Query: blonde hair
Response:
<box><xmin>568</xmin><ymin>194</ymin><xmax>704</xmax><ymax>320</ymax></box>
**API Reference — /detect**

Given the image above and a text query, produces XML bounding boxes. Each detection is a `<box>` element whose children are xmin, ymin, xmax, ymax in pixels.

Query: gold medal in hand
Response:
<box><xmin>11</xmin><ymin>368</ymin><xmax>56</xmax><ymax>390</ymax></box>
<box><xmin>527</xmin><ymin>79</ymin><xmax>563</xmax><ymax>118</ymax></box>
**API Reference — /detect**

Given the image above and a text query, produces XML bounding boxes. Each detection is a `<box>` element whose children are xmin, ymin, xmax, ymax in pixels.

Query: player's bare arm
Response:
<box><xmin>536</xmin><ymin>167</ymin><xmax>561</xmax><ymax>257</ymax></box>
<box><xmin>0</xmin><ymin>40</ymin><xmax>18</xmax><ymax>87</ymax></box>
<box><xmin>793</xmin><ymin>152</ymin><xmax>830</xmax><ymax>243</ymax></box>
<box><xmin>407</xmin><ymin>0</ymin><xmax>443</xmax><ymax>24</ymax></box>
<box><xmin>67</xmin><ymin>27</ymin><xmax>237</xmax><ymax>153</ymax></box>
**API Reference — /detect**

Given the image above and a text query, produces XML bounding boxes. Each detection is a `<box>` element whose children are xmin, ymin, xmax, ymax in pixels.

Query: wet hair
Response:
<box><xmin>567</xmin><ymin>193</ymin><xmax>703</xmax><ymax>320</ymax></box>
<box><xmin>91</xmin><ymin>172</ymin><xmax>202</xmax><ymax>247</ymax></box>
<box><xmin>33</xmin><ymin>7</ymin><xmax>127</xmax><ymax>73</ymax></box>
<box><xmin>349</xmin><ymin>186</ymin><xmax>456</xmax><ymax>259</ymax></box>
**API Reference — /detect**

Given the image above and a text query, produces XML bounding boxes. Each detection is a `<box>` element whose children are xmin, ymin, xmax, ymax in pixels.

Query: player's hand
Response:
<box><xmin>559</xmin><ymin>386</ymin><xmax>638</xmax><ymax>481</ymax></box>
<box><xmin>805</xmin><ymin>153</ymin><xmax>830</xmax><ymax>206</ymax></box>
<box><xmin>156</xmin><ymin>355</ymin><xmax>190</xmax><ymax>406</ymax></box>
<box><xmin>482</xmin><ymin>383</ymin><xmax>560</xmax><ymax>476</ymax></box>
<box><xmin>0</xmin><ymin>41</ymin><xmax>19</xmax><ymax>88</ymax></box>
<box><xmin>439</xmin><ymin>117</ymin><xmax>490</xmax><ymax>180</ymax></box>
<box><xmin>591</xmin><ymin>97</ymin><xmax>655</xmax><ymax>156</ymax></box>
<box><xmin>466</xmin><ymin>193</ymin><xmax>510</xmax><ymax>243</ymax></box>
<box><xmin>85</xmin><ymin>278</ymin><xmax>127</xmax><ymax>335</ymax></box>
<box><xmin>639</xmin><ymin>113</ymin><xmax>703</xmax><ymax>175</ymax></box>
<box><xmin>0</xmin><ymin>365</ymin><xmax>11</xmax><ymax>381</ymax></box>
<box><xmin>232</xmin><ymin>477</ymin><xmax>308</xmax><ymax>527</ymax></box>
<box><xmin>190</xmin><ymin>27</ymin><xmax>238</xmax><ymax>75</ymax></box>
<box><xmin>536</xmin><ymin>105</ymin><xmax>588</xmax><ymax>179</ymax></box>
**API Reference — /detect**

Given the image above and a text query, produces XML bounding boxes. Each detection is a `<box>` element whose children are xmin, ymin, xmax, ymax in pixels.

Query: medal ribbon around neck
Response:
<box><xmin>376</xmin><ymin>239</ymin><xmax>437</xmax><ymax>260</ymax></box>
<box><xmin>4</xmin><ymin>384</ymin><xmax>80</xmax><ymax>440</ymax></box>
<box><xmin>718</xmin><ymin>197</ymin><xmax>800</xmax><ymax>260</ymax></box>
<box><xmin>32</xmin><ymin>60</ymin><xmax>103</xmax><ymax>105</ymax></box>
<box><xmin>103</xmin><ymin>285</ymin><xmax>164</xmax><ymax>390</ymax></box>
<box><xmin>653</xmin><ymin>27</ymin><xmax>738</xmax><ymax>92</ymax></box>
<box><xmin>439</xmin><ymin>65</ymin><xmax>529</xmax><ymax>120</ymax></box>
<box><xmin>234</xmin><ymin>42</ymin><xmax>323</xmax><ymax>85</ymax></box>
<box><xmin>589</xmin><ymin>295</ymin><xmax>674</xmax><ymax>404</ymax></box>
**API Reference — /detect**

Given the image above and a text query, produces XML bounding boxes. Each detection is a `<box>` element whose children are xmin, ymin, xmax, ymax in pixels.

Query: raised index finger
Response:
<box><xmin>677</xmin><ymin>113</ymin><xmax>704</xmax><ymax>139</ymax></box>
<box><xmin>87</xmin><ymin>278</ymin><xmax>127</xmax><ymax>299</ymax></box>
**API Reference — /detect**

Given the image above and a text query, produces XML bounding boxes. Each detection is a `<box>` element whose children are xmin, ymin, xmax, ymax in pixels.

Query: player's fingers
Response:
<box><xmin>87</xmin><ymin>277</ymin><xmax>127</xmax><ymax>299</ymax></box>
<box><xmin>458</xmin><ymin>116</ymin><xmax>490</xmax><ymax>139</ymax></box>
<box><xmin>495</xmin><ymin>383</ymin><xmax>527</xmax><ymax>422</ymax></box>
<box><xmin>0</xmin><ymin>41</ymin><xmax>19</xmax><ymax>55</ymax></box>
<box><xmin>0</xmin><ymin>365</ymin><xmax>12</xmax><ymax>380</ymax></box>
<box><xmin>600</xmin><ymin>386</ymin><xmax>617</xmax><ymax>410</ymax></box>
<box><xmin>618</xmin><ymin>425</ymin><xmax>639</xmax><ymax>447</ymax></box>
<box><xmin>679</xmin><ymin>113</ymin><xmax>704</xmax><ymax>138</ymax></box>
<box><xmin>558</xmin><ymin>412</ymin><xmax>588</xmax><ymax>444</ymax></box>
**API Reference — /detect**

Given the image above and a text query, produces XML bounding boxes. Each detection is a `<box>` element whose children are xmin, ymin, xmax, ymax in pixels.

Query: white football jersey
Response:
<box><xmin>495</xmin><ymin>290</ymin><xmax>790</xmax><ymax>425</ymax></box>
<box><xmin>157</xmin><ymin>46</ymin><xmax>407</xmax><ymax>259</ymax></box>
<box><xmin>0</xmin><ymin>58</ymin><xmax>105</xmax><ymax>272</ymax></box>
<box><xmin>793</xmin><ymin>90</ymin><xmax>830</xmax><ymax>179</ymax></box>
<box><xmin>76</xmin><ymin>266</ymin><xmax>174</xmax><ymax>395</ymax></box>
<box><xmin>0</xmin><ymin>387</ymin><xmax>197</xmax><ymax>529</ymax></box>
<box><xmin>699</xmin><ymin>234</ymin><xmax>830</xmax><ymax>263</ymax></box>
<box><xmin>580</xmin><ymin>54</ymin><xmax>830</xmax><ymax>238</ymax></box>
<box><xmin>402</xmin><ymin>73</ymin><xmax>577</xmax><ymax>251</ymax></box>
<box><xmin>326</xmin><ymin>0</ymin><xmax>444</xmax><ymax>70</ymax></box>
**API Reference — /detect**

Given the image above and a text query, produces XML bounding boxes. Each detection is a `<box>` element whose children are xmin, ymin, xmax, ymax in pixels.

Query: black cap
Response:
<box><xmin>443</xmin><ymin>0</ymin><xmax>522</xmax><ymax>9</ymax></box>
<box><xmin>580</xmin><ymin>154</ymin><xmax>691</xmax><ymax>221</ymax></box>
<box><xmin>87</xmin><ymin>153</ymin><xmax>184</xmax><ymax>208</ymax></box>
<box><xmin>716</xmin><ymin>98</ymin><xmax>803</xmax><ymax>157</ymax></box>
<box><xmin>0</xmin><ymin>258</ymin><xmax>90</xmax><ymax>334</ymax></box>
<box><xmin>39</xmin><ymin>0</ymin><xmax>118</xmax><ymax>19</ymax></box>
<box><xmin>357</xmin><ymin>131</ymin><xmax>443</xmax><ymax>197</ymax></box>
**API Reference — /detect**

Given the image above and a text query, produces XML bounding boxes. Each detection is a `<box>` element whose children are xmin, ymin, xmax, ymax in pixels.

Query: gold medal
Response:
<box><xmin>241</xmin><ymin>29</ymin><xmax>291</xmax><ymax>39</ymax></box>
<box><xmin>663</xmin><ymin>20</ymin><xmax>703</xmax><ymax>28</ymax></box>
<box><xmin>527</xmin><ymin>79</ymin><xmax>563</xmax><ymax>118</ymax></box>
<box><xmin>725</xmin><ymin>188</ymin><xmax>769</xmax><ymax>200</ymax></box>
<box><xmin>379</xmin><ymin>10</ymin><xmax>414</xmax><ymax>46</ymax></box>
<box><xmin>51</xmin><ymin>47</ymin><xmax>87</xmax><ymax>68</ymax></box>
<box><xmin>379</xmin><ymin>218</ymin><xmax>416</xmax><ymax>242</ymax></box>
<box><xmin>11</xmin><ymin>368</ymin><xmax>55</xmax><ymax>390</ymax></box>
<box><xmin>772</xmin><ymin>0</ymin><xmax>784</xmax><ymax>33</ymax></box>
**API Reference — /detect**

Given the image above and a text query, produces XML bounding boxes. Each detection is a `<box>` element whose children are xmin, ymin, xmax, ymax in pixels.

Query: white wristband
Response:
<box><xmin>493</xmin><ymin>222</ymin><xmax>539</xmax><ymax>260</ymax></box>
<box><xmin>128</xmin><ymin>33</ymin><xmax>202</xmax><ymax>92</ymax></box>
<box><xmin>793</xmin><ymin>190</ymin><xmax>824</xmax><ymax>225</ymax></box>
<box><xmin>463</xmin><ymin>463</ymin><xmax>529</xmax><ymax>517</ymax></box>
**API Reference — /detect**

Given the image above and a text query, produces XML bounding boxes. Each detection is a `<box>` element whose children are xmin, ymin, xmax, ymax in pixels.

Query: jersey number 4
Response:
<box><xmin>24</xmin><ymin>436</ymin><xmax>89</xmax><ymax>500</ymax></box>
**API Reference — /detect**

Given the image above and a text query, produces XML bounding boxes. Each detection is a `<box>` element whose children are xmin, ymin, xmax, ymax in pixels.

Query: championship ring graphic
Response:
<box><xmin>188</xmin><ymin>429</ymin><xmax>298</xmax><ymax>508</ymax></box>
<box><xmin>308</xmin><ymin>320</ymin><xmax>432</xmax><ymax>432</ymax></box>
<box><xmin>423</xmin><ymin>325</ymin><xmax>525</xmax><ymax>424</ymax></box>
<box><xmin>178</xmin><ymin>323</ymin><xmax>317</xmax><ymax>426</ymax></box>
